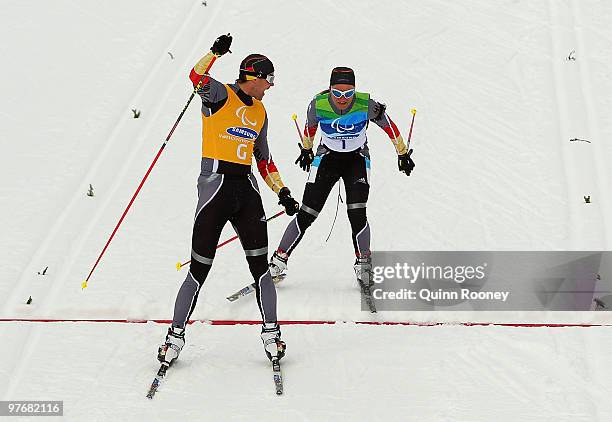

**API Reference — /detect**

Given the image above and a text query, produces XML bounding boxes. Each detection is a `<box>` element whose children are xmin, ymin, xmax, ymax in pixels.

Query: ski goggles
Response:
<box><xmin>243</xmin><ymin>72</ymin><xmax>275</xmax><ymax>84</ymax></box>
<box><xmin>330</xmin><ymin>88</ymin><xmax>355</xmax><ymax>99</ymax></box>
<box><xmin>264</xmin><ymin>72</ymin><xmax>275</xmax><ymax>84</ymax></box>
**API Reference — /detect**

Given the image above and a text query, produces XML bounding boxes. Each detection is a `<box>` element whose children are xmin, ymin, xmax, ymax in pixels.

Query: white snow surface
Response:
<box><xmin>1</xmin><ymin>0</ymin><xmax>612</xmax><ymax>420</ymax></box>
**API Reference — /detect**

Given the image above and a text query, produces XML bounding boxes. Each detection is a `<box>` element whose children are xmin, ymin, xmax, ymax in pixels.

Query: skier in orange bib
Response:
<box><xmin>157</xmin><ymin>34</ymin><xmax>299</xmax><ymax>366</ymax></box>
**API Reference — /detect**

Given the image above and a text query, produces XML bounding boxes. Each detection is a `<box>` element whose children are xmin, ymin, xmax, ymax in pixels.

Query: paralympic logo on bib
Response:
<box><xmin>331</xmin><ymin>117</ymin><xmax>355</xmax><ymax>133</ymax></box>
<box><xmin>236</xmin><ymin>105</ymin><xmax>257</xmax><ymax>126</ymax></box>
<box><xmin>324</xmin><ymin>114</ymin><xmax>367</xmax><ymax>138</ymax></box>
<box><xmin>227</xmin><ymin>126</ymin><xmax>258</xmax><ymax>139</ymax></box>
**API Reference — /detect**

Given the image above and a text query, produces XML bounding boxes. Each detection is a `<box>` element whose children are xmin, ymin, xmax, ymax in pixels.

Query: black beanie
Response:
<box><xmin>330</xmin><ymin>67</ymin><xmax>355</xmax><ymax>86</ymax></box>
<box><xmin>239</xmin><ymin>54</ymin><xmax>274</xmax><ymax>81</ymax></box>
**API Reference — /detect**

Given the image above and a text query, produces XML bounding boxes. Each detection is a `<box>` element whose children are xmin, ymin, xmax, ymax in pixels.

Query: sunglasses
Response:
<box><xmin>243</xmin><ymin>72</ymin><xmax>275</xmax><ymax>84</ymax></box>
<box><xmin>330</xmin><ymin>88</ymin><xmax>355</xmax><ymax>99</ymax></box>
<box><xmin>264</xmin><ymin>73</ymin><xmax>275</xmax><ymax>84</ymax></box>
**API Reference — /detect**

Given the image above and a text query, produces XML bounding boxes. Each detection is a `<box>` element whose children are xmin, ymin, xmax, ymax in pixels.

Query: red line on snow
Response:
<box><xmin>0</xmin><ymin>318</ymin><xmax>609</xmax><ymax>327</ymax></box>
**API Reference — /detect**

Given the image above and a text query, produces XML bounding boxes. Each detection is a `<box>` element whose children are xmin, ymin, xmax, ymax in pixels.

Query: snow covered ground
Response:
<box><xmin>3</xmin><ymin>321</ymin><xmax>612</xmax><ymax>421</ymax></box>
<box><xmin>1</xmin><ymin>0</ymin><xmax>612</xmax><ymax>420</ymax></box>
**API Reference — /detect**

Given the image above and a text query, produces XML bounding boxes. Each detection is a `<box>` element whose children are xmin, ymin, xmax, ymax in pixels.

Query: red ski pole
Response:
<box><xmin>291</xmin><ymin>113</ymin><xmax>304</xmax><ymax>144</ymax></box>
<box><xmin>176</xmin><ymin>209</ymin><xmax>286</xmax><ymax>270</ymax></box>
<box><xmin>406</xmin><ymin>108</ymin><xmax>417</xmax><ymax>148</ymax></box>
<box><xmin>82</xmin><ymin>56</ymin><xmax>218</xmax><ymax>289</ymax></box>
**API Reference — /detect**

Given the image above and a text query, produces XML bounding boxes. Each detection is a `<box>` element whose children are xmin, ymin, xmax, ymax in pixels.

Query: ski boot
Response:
<box><xmin>354</xmin><ymin>255</ymin><xmax>377</xmax><ymax>313</ymax></box>
<box><xmin>354</xmin><ymin>255</ymin><xmax>373</xmax><ymax>288</ymax></box>
<box><xmin>157</xmin><ymin>326</ymin><xmax>185</xmax><ymax>365</ymax></box>
<box><xmin>269</xmin><ymin>250</ymin><xmax>288</xmax><ymax>282</ymax></box>
<box><xmin>260</xmin><ymin>323</ymin><xmax>286</xmax><ymax>361</ymax></box>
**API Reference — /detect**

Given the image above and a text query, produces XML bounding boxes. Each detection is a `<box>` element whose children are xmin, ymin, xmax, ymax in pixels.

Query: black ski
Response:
<box><xmin>146</xmin><ymin>363</ymin><xmax>169</xmax><ymax>399</ymax></box>
<box><xmin>272</xmin><ymin>358</ymin><xmax>283</xmax><ymax>395</ymax></box>
<box><xmin>227</xmin><ymin>275</ymin><xmax>286</xmax><ymax>302</ymax></box>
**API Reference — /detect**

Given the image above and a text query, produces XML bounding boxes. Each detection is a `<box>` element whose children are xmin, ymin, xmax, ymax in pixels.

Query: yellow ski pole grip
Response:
<box><xmin>407</xmin><ymin>108</ymin><xmax>417</xmax><ymax>145</ymax></box>
<box><xmin>291</xmin><ymin>114</ymin><xmax>304</xmax><ymax>143</ymax></box>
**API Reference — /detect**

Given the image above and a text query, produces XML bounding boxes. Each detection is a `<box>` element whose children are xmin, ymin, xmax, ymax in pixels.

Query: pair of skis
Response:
<box><xmin>148</xmin><ymin>272</ymin><xmax>375</xmax><ymax>399</ymax></box>
<box><xmin>146</xmin><ymin>358</ymin><xmax>283</xmax><ymax>399</ymax></box>
<box><xmin>147</xmin><ymin>276</ymin><xmax>288</xmax><ymax>399</ymax></box>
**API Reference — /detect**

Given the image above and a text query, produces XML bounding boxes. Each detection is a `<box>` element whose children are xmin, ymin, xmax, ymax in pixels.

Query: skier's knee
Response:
<box><xmin>296</xmin><ymin>207</ymin><xmax>317</xmax><ymax>230</ymax></box>
<box><xmin>246</xmin><ymin>253</ymin><xmax>269</xmax><ymax>280</ymax></box>
<box><xmin>188</xmin><ymin>258</ymin><xmax>212</xmax><ymax>286</ymax></box>
<box><xmin>347</xmin><ymin>205</ymin><xmax>367</xmax><ymax>232</ymax></box>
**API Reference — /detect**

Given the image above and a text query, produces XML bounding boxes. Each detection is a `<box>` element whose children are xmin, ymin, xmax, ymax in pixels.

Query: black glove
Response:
<box><xmin>211</xmin><ymin>33</ymin><xmax>232</xmax><ymax>56</ymax></box>
<box><xmin>398</xmin><ymin>149</ymin><xmax>415</xmax><ymax>176</ymax></box>
<box><xmin>278</xmin><ymin>187</ymin><xmax>299</xmax><ymax>216</ymax></box>
<box><xmin>294</xmin><ymin>143</ymin><xmax>314</xmax><ymax>172</ymax></box>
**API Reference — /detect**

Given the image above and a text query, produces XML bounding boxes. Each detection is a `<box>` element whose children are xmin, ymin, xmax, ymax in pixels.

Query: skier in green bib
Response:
<box><xmin>269</xmin><ymin>66</ymin><xmax>415</xmax><ymax>288</ymax></box>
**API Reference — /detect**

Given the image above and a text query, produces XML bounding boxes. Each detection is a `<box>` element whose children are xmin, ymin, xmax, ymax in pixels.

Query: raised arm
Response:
<box><xmin>189</xmin><ymin>34</ymin><xmax>233</xmax><ymax>108</ymax></box>
<box><xmin>189</xmin><ymin>52</ymin><xmax>228</xmax><ymax>108</ymax></box>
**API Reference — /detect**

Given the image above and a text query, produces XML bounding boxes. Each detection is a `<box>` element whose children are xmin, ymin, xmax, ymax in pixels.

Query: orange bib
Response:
<box><xmin>201</xmin><ymin>85</ymin><xmax>266</xmax><ymax>165</ymax></box>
